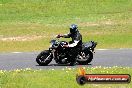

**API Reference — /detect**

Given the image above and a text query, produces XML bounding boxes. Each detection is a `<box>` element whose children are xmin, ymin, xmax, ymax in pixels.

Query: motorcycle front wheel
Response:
<box><xmin>36</xmin><ymin>50</ymin><xmax>52</xmax><ymax>66</ymax></box>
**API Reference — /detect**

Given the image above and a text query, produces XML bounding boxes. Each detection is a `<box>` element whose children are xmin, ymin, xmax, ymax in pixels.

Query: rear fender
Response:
<box><xmin>82</xmin><ymin>41</ymin><xmax>97</xmax><ymax>52</ymax></box>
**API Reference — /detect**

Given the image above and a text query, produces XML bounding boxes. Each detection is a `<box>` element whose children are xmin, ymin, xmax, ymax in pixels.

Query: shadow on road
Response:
<box><xmin>36</xmin><ymin>63</ymin><xmax>92</xmax><ymax>67</ymax></box>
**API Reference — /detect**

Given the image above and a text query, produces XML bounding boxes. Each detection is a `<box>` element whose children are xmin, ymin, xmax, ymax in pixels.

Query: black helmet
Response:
<box><xmin>70</xmin><ymin>24</ymin><xmax>78</xmax><ymax>34</ymax></box>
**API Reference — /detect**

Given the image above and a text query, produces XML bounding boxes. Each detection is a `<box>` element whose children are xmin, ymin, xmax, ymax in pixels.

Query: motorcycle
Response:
<box><xmin>36</xmin><ymin>38</ymin><xmax>97</xmax><ymax>66</ymax></box>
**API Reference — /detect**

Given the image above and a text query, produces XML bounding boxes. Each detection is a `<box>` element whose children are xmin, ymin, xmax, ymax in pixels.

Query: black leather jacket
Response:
<box><xmin>63</xmin><ymin>31</ymin><xmax>82</xmax><ymax>47</ymax></box>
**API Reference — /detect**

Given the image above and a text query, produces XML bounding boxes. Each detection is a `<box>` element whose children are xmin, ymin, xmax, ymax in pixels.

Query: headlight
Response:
<box><xmin>50</xmin><ymin>44</ymin><xmax>52</xmax><ymax>47</ymax></box>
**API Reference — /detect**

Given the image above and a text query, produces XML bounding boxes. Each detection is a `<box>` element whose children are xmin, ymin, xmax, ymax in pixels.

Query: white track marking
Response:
<box><xmin>96</xmin><ymin>49</ymin><xmax>109</xmax><ymax>50</ymax></box>
<box><xmin>96</xmin><ymin>48</ymin><xmax>132</xmax><ymax>50</ymax></box>
<box><xmin>12</xmin><ymin>52</ymin><xmax>22</xmax><ymax>53</ymax></box>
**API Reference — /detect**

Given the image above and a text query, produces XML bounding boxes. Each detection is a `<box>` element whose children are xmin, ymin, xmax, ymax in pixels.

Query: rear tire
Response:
<box><xmin>77</xmin><ymin>50</ymin><xmax>93</xmax><ymax>65</ymax></box>
<box><xmin>36</xmin><ymin>50</ymin><xmax>52</xmax><ymax>66</ymax></box>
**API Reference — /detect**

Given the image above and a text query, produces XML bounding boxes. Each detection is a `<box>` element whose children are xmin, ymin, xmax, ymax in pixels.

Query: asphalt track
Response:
<box><xmin>0</xmin><ymin>49</ymin><xmax>132</xmax><ymax>70</ymax></box>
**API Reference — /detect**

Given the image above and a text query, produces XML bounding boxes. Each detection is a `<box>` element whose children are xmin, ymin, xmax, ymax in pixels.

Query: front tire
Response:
<box><xmin>36</xmin><ymin>50</ymin><xmax>52</xmax><ymax>66</ymax></box>
<box><xmin>77</xmin><ymin>50</ymin><xmax>93</xmax><ymax>65</ymax></box>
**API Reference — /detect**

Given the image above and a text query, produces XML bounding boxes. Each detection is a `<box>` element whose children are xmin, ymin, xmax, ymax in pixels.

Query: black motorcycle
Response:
<box><xmin>36</xmin><ymin>39</ymin><xmax>97</xmax><ymax>66</ymax></box>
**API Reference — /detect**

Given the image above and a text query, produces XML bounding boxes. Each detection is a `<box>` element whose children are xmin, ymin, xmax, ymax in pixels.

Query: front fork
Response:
<box><xmin>50</xmin><ymin>49</ymin><xmax>56</xmax><ymax>59</ymax></box>
<box><xmin>50</xmin><ymin>49</ymin><xmax>60</xmax><ymax>63</ymax></box>
<box><xmin>45</xmin><ymin>53</ymin><xmax>52</xmax><ymax>60</ymax></box>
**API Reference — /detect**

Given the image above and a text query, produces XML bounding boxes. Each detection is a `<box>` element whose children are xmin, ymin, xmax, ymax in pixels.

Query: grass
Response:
<box><xmin>0</xmin><ymin>24</ymin><xmax>132</xmax><ymax>52</ymax></box>
<box><xmin>0</xmin><ymin>0</ymin><xmax>132</xmax><ymax>52</ymax></box>
<box><xmin>0</xmin><ymin>67</ymin><xmax>131</xmax><ymax>88</ymax></box>
<box><xmin>0</xmin><ymin>1</ymin><xmax>131</xmax><ymax>87</ymax></box>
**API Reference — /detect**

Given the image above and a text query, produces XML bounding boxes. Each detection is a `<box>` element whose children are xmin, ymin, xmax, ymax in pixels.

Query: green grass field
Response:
<box><xmin>0</xmin><ymin>1</ymin><xmax>132</xmax><ymax>88</ymax></box>
<box><xmin>0</xmin><ymin>67</ymin><xmax>131</xmax><ymax>88</ymax></box>
<box><xmin>0</xmin><ymin>0</ymin><xmax>132</xmax><ymax>52</ymax></box>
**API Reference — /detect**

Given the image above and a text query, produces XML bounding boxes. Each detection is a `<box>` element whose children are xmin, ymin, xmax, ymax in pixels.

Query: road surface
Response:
<box><xmin>0</xmin><ymin>49</ymin><xmax>132</xmax><ymax>70</ymax></box>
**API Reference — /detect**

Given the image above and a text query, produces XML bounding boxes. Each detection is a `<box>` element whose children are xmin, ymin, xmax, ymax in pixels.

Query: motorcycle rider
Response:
<box><xmin>56</xmin><ymin>24</ymin><xmax>82</xmax><ymax>65</ymax></box>
<box><xmin>57</xmin><ymin>24</ymin><xmax>82</xmax><ymax>47</ymax></box>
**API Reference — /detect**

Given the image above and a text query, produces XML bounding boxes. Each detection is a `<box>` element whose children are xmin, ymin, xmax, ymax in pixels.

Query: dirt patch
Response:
<box><xmin>80</xmin><ymin>20</ymin><xmax>115</xmax><ymax>27</ymax></box>
<box><xmin>0</xmin><ymin>35</ymin><xmax>44</xmax><ymax>41</ymax></box>
<box><xmin>80</xmin><ymin>22</ymin><xmax>100</xmax><ymax>27</ymax></box>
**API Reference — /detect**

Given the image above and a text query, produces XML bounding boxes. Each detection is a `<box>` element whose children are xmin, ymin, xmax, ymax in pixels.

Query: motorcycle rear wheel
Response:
<box><xmin>77</xmin><ymin>50</ymin><xmax>93</xmax><ymax>65</ymax></box>
<box><xmin>36</xmin><ymin>50</ymin><xmax>52</xmax><ymax>66</ymax></box>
